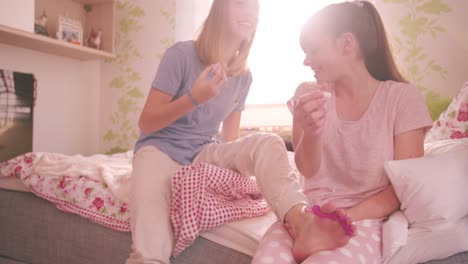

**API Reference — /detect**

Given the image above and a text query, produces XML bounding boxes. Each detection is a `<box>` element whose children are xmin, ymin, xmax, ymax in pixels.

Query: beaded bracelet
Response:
<box><xmin>187</xmin><ymin>90</ymin><xmax>200</xmax><ymax>107</ymax></box>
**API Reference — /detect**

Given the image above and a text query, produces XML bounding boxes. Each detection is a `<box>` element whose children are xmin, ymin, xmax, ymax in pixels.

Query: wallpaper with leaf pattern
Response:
<box><xmin>374</xmin><ymin>0</ymin><xmax>467</xmax><ymax>120</ymax></box>
<box><xmin>100</xmin><ymin>0</ymin><xmax>175</xmax><ymax>154</ymax></box>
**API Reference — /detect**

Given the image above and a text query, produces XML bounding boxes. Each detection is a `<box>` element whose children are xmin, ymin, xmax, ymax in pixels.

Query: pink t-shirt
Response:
<box><xmin>302</xmin><ymin>81</ymin><xmax>433</xmax><ymax>208</ymax></box>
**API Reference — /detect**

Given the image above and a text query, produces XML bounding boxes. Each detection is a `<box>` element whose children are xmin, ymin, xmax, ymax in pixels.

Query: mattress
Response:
<box><xmin>0</xmin><ymin>176</ymin><xmax>277</xmax><ymax>258</ymax></box>
<box><xmin>1</xmin><ymin>188</ymin><xmax>468</xmax><ymax>264</ymax></box>
<box><xmin>0</xmin><ymin>189</ymin><xmax>252</xmax><ymax>264</ymax></box>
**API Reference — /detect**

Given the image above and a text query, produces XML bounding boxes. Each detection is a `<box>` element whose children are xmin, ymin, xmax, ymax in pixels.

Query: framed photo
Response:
<box><xmin>56</xmin><ymin>16</ymin><xmax>83</xmax><ymax>45</ymax></box>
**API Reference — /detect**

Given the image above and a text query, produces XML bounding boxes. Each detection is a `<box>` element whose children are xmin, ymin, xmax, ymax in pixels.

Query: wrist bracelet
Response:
<box><xmin>187</xmin><ymin>90</ymin><xmax>200</xmax><ymax>107</ymax></box>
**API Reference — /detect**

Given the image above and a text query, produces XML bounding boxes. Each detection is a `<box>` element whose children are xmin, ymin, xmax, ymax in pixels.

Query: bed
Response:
<box><xmin>0</xmin><ymin>187</ymin><xmax>467</xmax><ymax>264</ymax></box>
<box><xmin>0</xmin><ymin>151</ymin><xmax>278</xmax><ymax>264</ymax></box>
<box><xmin>0</xmin><ymin>189</ymin><xmax>254</xmax><ymax>264</ymax></box>
<box><xmin>1</xmin><ymin>82</ymin><xmax>468</xmax><ymax>264</ymax></box>
<box><xmin>0</xmin><ymin>145</ymin><xmax>467</xmax><ymax>264</ymax></box>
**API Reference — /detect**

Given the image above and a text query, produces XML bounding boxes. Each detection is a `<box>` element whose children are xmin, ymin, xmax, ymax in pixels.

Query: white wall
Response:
<box><xmin>0</xmin><ymin>44</ymin><xmax>100</xmax><ymax>155</ymax></box>
<box><xmin>175</xmin><ymin>0</ymin><xmax>211</xmax><ymax>41</ymax></box>
<box><xmin>0</xmin><ymin>0</ymin><xmax>34</xmax><ymax>32</ymax></box>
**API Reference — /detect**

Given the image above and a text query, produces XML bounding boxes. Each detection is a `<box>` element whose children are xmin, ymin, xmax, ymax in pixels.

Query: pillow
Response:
<box><xmin>382</xmin><ymin>211</ymin><xmax>409</xmax><ymax>263</ymax></box>
<box><xmin>424</xmin><ymin>138</ymin><xmax>468</xmax><ymax>155</ymax></box>
<box><xmin>386</xmin><ymin>216</ymin><xmax>468</xmax><ymax>264</ymax></box>
<box><xmin>425</xmin><ymin>81</ymin><xmax>468</xmax><ymax>142</ymax></box>
<box><xmin>382</xmin><ymin>140</ymin><xmax>468</xmax><ymax>262</ymax></box>
<box><xmin>384</xmin><ymin>147</ymin><xmax>468</xmax><ymax>228</ymax></box>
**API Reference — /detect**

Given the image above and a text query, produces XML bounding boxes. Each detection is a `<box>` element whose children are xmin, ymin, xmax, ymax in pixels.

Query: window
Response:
<box><xmin>248</xmin><ymin>0</ymin><xmax>340</xmax><ymax>105</ymax></box>
<box><xmin>241</xmin><ymin>0</ymin><xmax>339</xmax><ymax>127</ymax></box>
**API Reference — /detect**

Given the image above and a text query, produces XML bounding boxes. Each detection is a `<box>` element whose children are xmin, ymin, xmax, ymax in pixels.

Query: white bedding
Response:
<box><xmin>200</xmin><ymin>211</ymin><xmax>278</xmax><ymax>256</ymax></box>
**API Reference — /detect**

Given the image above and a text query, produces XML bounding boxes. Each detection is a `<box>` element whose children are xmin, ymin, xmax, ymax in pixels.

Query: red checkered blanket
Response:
<box><xmin>171</xmin><ymin>162</ymin><xmax>270</xmax><ymax>256</ymax></box>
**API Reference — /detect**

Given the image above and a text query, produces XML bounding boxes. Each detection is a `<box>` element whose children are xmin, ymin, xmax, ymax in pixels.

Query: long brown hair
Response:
<box><xmin>301</xmin><ymin>1</ymin><xmax>406</xmax><ymax>82</ymax></box>
<box><xmin>195</xmin><ymin>0</ymin><xmax>257</xmax><ymax>76</ymax></box>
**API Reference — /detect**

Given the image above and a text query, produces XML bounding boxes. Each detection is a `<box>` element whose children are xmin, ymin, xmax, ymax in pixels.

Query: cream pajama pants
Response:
<box><xmin>126</xmin><ymin>133</ymin><xmax>308</xmax><ymax>264</ymax></box>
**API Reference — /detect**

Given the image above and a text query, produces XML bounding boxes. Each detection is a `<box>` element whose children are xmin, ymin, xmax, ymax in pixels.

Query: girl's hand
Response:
<box><xmin>190</xmin><ymin>63</ymin><xmax>227</xmax><ymax>104</ymax></box>
<box><xmin>288</xmin><ymin>82</ymin><xmax>320</xmax><ymax>114</ymax></box>
<box><xmin>294</xmin><ymin>89</ymin><xmax>331</xmax><ymax>137</ymax></box>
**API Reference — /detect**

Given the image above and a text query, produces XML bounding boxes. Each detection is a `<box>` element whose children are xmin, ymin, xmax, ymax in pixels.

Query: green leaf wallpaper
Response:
<box><xmin>157</xmin><ymin>2</ymin><xmax>176</xmax><ymax>60</ymax></box>
<box><xmin>375</xmin><ymin>0</ymin><xmax>466</xmax><ymax>120</ymax></box>
<box><xmin>100</xmin><ymin>0</ymin><xmax>176</xmax><ymax>154</ymax></box>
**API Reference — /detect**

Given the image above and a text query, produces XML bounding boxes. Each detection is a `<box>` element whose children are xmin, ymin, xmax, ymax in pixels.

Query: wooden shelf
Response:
<box><xmin>0</xmin><ymin>24</ymin><xmax>115</xmax><ymax>60</ymax></box>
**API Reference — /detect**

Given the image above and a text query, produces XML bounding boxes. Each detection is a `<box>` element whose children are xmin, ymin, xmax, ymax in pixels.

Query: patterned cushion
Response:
<box><xmin>425</xmin><ymin>82</ymin><xmax>468</xmax><ymax>142</ymax></box>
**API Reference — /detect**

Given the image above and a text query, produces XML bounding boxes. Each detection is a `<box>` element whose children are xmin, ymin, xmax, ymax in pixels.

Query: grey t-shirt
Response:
<box><xmin>134</xmin><ymin>41</ymin><xmax>252</xmax><ymax>164</ymax></box>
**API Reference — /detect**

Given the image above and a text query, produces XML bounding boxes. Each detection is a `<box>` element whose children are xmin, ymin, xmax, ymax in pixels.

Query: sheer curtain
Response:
<box><xmin>175</xmin><ymin>0</ymin><xmax>211</xmax><ymax>42</ymax></box>
<box><xmin>248</xmin><ymin>0</ymin><xmax>341</xmax><ymax>105</ymax></box>
<box><xmin>244</xmin><ymin>0</ymin><xmax>341</xmax><ymax>127</ymax></box>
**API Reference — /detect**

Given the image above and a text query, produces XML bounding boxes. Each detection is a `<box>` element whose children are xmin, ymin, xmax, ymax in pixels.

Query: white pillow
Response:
<box><xmin>384</xmin><ymin>147</ymin><xmax>468</xmax><ymax>228</ymax></box>
<box><xmin>386</xmin><ymin>216</ymin><xmax>468</xmax><ymax>264</ymax></box>
<box><xmin>424</xmin><ymin>138</ymin><xmax>468</xmax><ymax>155</ymax></box>
<box><xmin>382</xmin><ymin>211</ymin><xmax>409</xmax><ymax>263</ymax></box>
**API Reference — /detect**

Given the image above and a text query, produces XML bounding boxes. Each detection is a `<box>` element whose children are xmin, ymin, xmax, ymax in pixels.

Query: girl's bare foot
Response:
<box><xmin>285</xmin><ymin>202</ymin><xmax>353</xmax><ymax>262</ymax></box>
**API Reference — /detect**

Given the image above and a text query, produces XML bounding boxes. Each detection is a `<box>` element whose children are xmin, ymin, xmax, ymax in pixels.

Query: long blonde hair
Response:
<box><xmin>195</xmin><ymin>0</ymin><xmax>257</xmax><ymax>77</ymax></box>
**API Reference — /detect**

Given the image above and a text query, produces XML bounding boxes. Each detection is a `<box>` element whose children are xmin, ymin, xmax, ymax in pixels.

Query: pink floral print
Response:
<box><xmin>425</xmin><ymin>82</ymin><xmax>468</xmax><ymax>142</ymax></box>
<box><xmin>451</xmin><ymin>131</ymin><xmax>468</xmax><ymax>139</ymax></box>
<box><xmin>457</xmin><ymin>102</ymin><xmax>468</xmax><ymax>122</ymax></box>
<box><xmin>0</xmin><ymin>152</ymin><xmax>130</xmax><ymax>231</ymax></box>
<box><xmin>92</xmin><ymin>197</ymin><xmax>104</xmax><ymax>210</ymax></box>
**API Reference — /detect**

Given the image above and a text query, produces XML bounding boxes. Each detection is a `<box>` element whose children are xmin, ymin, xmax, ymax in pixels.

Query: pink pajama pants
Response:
<box><xmin>252</xmin><ymin>219</ymin><xmax>383</xmax><ymax>264</ymax></box>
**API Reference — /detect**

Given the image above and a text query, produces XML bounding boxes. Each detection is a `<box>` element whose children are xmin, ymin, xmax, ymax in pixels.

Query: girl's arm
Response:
<box><xmin>292</xmin><ymin>90</ymin><xmax>328</xmax><ymax>178</ymax></box>
<box><xmin>290</xmin><ymin>82</ymin><xmax>317</xmax><ymax>150</ymax></box>
<box><xmin>290</xmin><ymin>82</ymin><xmax>326</xmax><ymax>177</ymax></box>
<box><xmin>138</xmin><ymin>89</ymin><xmax>196</xmax><ymax>135</ymax></box>
<box><xmin>294</xmin><ymin>131</ymin><xmax>324</xmax><ymax>178</ymax></box>
<box><xmin>222</xmin><ymin>111</ymin><xmax>242</xmax><ymax>142</ymax></box>
<box><xmin>139</xmin><ymin>63</ymin><xmax>226</xmax><ymax>135</ymax></box>
<box><xmin>346</xmin><ymin>128</ymin><xmax>426</xmax><ymax>221</ymax></box>
<box><xmin>291</xmin><ymin>111</ymin><xmax>304</xmax><ymax>150</ymax></box>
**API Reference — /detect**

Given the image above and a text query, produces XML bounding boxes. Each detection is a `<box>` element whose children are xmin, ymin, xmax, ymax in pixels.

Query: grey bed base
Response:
<box><xmin>0</xmin><ymin>189</ymin><xmax>466</xmax><ymax>264</ymax></box>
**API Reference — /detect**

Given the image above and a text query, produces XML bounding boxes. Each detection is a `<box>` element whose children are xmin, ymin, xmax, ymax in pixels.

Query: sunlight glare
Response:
<box><xmin>248</xmin><ymin>0</ymin><xmax>340</xmax><ymax>105</ymax></box>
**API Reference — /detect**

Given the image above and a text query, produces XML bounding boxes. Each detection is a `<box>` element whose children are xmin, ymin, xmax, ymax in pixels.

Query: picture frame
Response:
<box><xmin>56</xmin><ymin>16</ymin><xmax>83</xmax><ymax>45</ymax></box>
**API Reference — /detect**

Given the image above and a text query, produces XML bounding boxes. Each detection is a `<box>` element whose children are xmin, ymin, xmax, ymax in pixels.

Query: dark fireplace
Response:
<box><xmin>0</xmin><ymin>70</ymin><xmax>36</xmax><ymax>162</ymax></box>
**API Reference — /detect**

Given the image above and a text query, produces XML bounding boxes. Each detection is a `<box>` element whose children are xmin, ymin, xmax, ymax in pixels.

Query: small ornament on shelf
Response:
<box><xmin>34</xmin><ymin>11</ymin><xmax>49</xmax><ymax>36</ymax></box>
<box><xmin>56</xmin><ymin>15</ymin><xmax>83</xmax><ymax>46</ymax></box>
<box><xmin>87</xmin><ymin>28</ymin><xmax>102</xmax><ymax>50</ymax></box>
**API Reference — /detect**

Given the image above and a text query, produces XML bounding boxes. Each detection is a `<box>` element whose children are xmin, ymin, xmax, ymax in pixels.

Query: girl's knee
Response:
<box><xmin>249</xmin><ymin>132</ymin><xmax>286</xmax><ymax>150</ymax></box>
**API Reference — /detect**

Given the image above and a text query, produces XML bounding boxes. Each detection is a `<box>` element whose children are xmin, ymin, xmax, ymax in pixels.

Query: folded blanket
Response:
<box><xmin>171</xmin><ymin>162</ymin><xmax>270</xmax><ymax>256</ymax></box>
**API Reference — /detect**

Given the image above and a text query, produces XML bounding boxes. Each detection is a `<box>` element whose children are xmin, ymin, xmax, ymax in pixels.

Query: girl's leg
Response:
<box><xmin>252</xmin><ymin>222</ymin><xmax>296</xmax><ymax>264</ymax></box>
<box><xmin>194</xmin><ymin>133</ymin><xmax>352</xmax><ymax>260</ymax></box>
<box><xmin>302</xmin><ymin>219</ymin><xmax>383</xmax><ymax>264</ymax></box>
<box><xmin>194</xmin><ymin>133</ymin><xmax>308</xmax><ymax>221</ymax></box>
<box><xmin>126</xmin><ymin>146</ymin><xmax>183</xmax><ymax>264</ymax></box>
